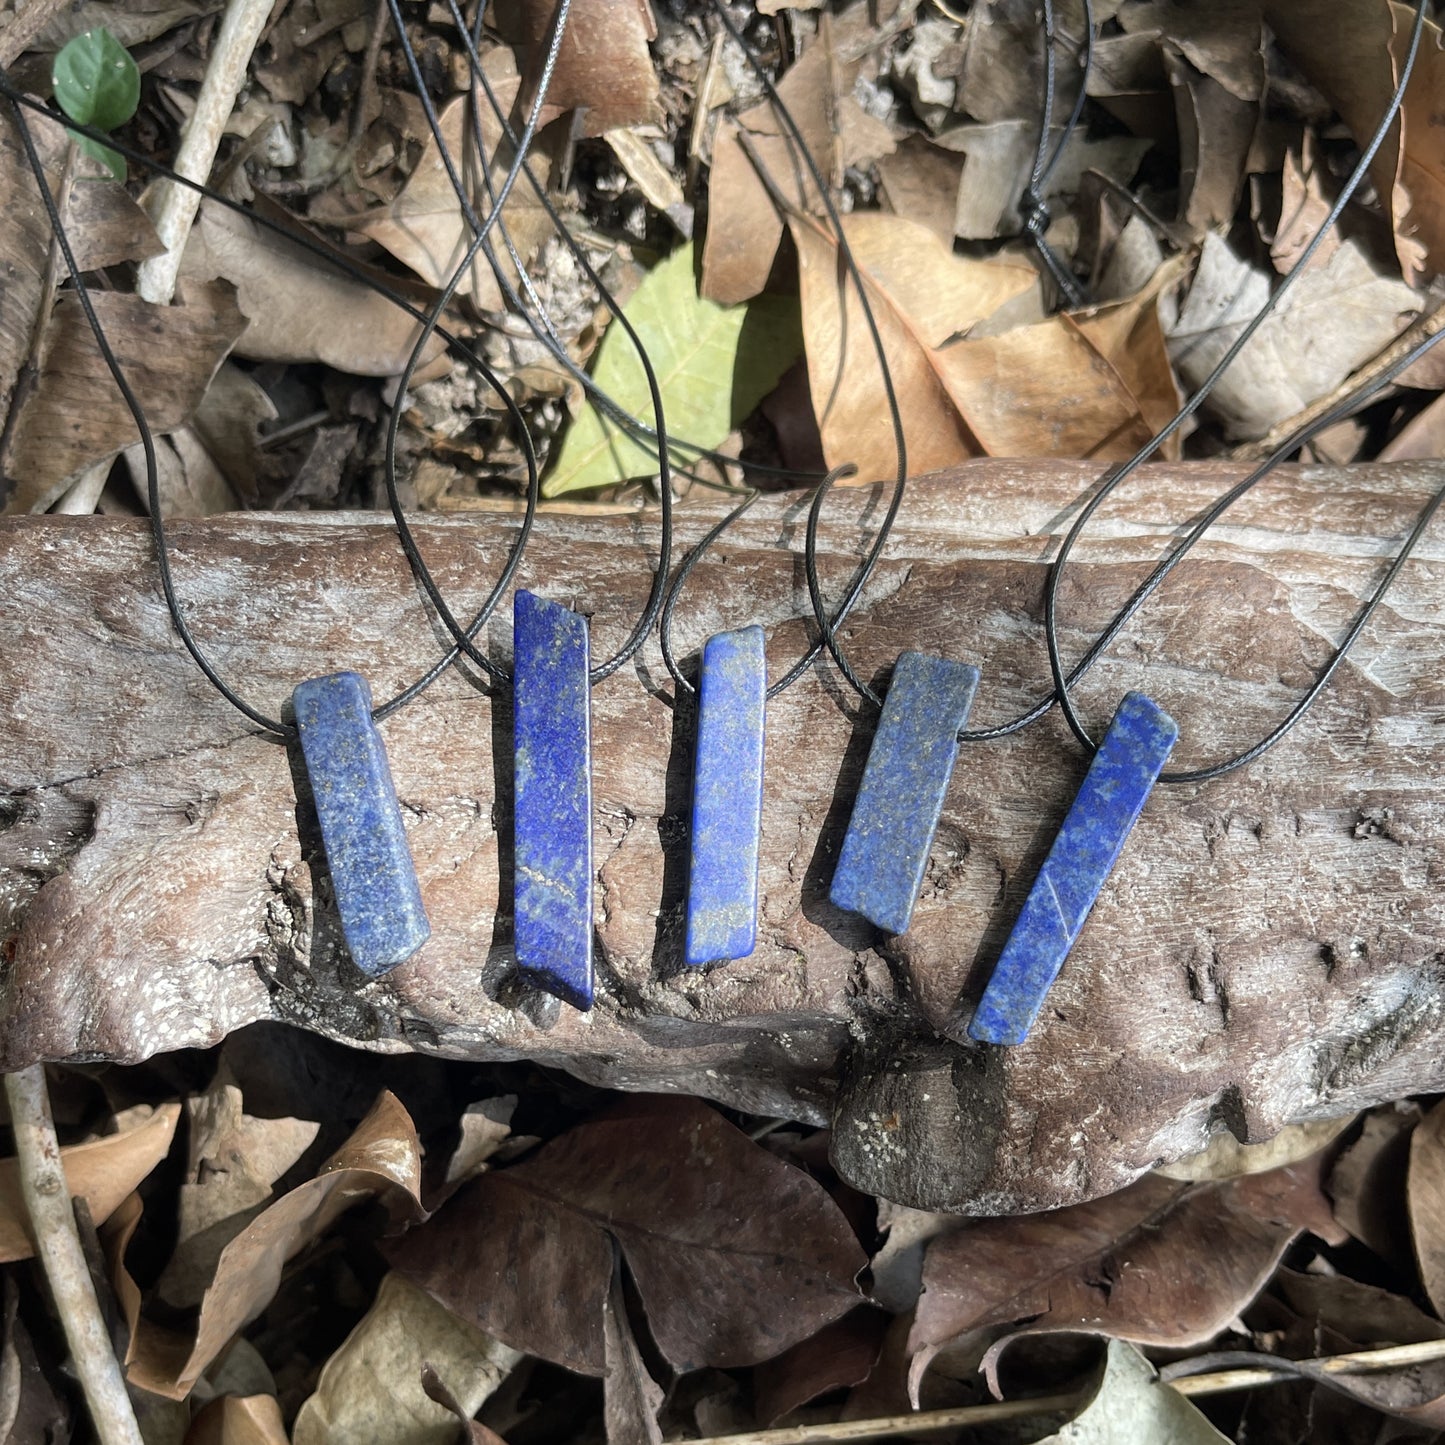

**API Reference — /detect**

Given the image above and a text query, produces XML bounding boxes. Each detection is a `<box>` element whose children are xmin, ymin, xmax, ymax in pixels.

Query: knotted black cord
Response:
<box><xmin>3</xmin><ymin>77</ymin><xmax>542</xmax><ymax>735</ymax></box>
<box><xmin>803</xmin><ymin>0</ymin><xmax>1433</xmax><ymax>764</ymax></box>
<box><xmin>1020</xmin><ymin>0</ymin><xmax>1094</xmax><ymax>309</ymax></box>
<box><xmin>1041</xmin><ymin>0</ymin><xmax>1433</xmax><ymax>783</ymax></box>
<box><xmin>792</xmin><ymin>0</ymin><xmax>1100</xmax><ymax>713</ymax></box>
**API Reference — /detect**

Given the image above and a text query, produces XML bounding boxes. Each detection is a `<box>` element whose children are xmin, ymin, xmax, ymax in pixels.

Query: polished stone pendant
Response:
<box><xmin>969</xmin><ymin>691</ymin><xmax>1178</xmax><ymax>1046</ymax></box>
<box><xmin>830</xmin><ymin>652</ymin><xmax>981</xmax><ymax>935</ymax></box>
<box><xmin>512</xmin><ymin>590</ymin><xmax>594</xmax><ymax>1009</ymax></box>
<box><xmin>292</xmin><ymin>671</ymin><xmax>430</xmax><ymax>977</ymax></box>
<box><xmin>685</xmin><ymin>625</ymin><xmax>766</xmax><ymax>965</ymax></box>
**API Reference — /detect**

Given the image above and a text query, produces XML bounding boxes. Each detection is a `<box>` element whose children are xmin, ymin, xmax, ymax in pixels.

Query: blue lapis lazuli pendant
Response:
<box><xmin>969</xmin><ymin>691</ymin><xmax>1178</xmax><ymax>1046</ymax></box>
<box><xmin>685</xmin><ymin>625</ymin><xmax>766</xmax><ymax>965</ymax></box>
<box><xmin>829</xmin><ymin>652</ymin><xmax>981</xmax><ymax>935</ymax></box>
<box><xmin>292</xmin><ymin>671</ymin><xmax>430</xmax><ymax>977</ymax></box>
<box><xmin>512</xmin><ymin>590</ymin><xmax>594</xmax><ymax>1009</ymax></box>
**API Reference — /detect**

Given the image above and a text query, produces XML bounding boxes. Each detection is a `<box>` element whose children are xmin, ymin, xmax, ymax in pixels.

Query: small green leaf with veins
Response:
<box><xmin>51</xmin><ymin>28</ymin><xmax>140</xmax><ymax>181</ymax></box>
<box><xmin>544</xmin><ymin>242</ymin><xmax>802</xmax><ymax>496</ymax></box>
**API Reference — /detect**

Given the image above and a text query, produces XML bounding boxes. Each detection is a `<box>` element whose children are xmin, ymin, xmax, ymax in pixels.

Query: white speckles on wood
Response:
<box><xmin>2</xmin><ymin>460</ymin><xmax>1444</xmax><ymax>1213</ymax></box>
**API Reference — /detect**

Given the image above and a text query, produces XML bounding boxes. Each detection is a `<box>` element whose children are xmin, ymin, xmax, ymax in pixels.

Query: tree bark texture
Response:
<box><xmin>1</xmin><ymin>460</ymin><xmax>1442</xmax><ymax>1213</ymax></box>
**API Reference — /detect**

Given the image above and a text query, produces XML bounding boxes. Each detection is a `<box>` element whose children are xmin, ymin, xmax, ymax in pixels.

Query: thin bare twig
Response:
<box><xmin>1230</xmin><ymin>301</ymin><xmax>1445</xmax><ymax>462</ymax></box>
<box><xmin>136</xmin><ymin>0</ymin><xmax>274</xmax><ymax>304</ymax></box>
<box><xmin>685</xmin><ymin>1337</ymin><xmax>1445</xmax><ymax>1445</ymax></box>
<box><xmin>4</xmin><ymin>1065</ymin><xmax>143</xmax><ymax>1445</ymax></box>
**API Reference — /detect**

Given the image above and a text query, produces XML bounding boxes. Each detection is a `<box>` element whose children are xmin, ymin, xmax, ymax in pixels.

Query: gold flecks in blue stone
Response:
<box><xmin>969</xmin><ymin>691</ymin><xmax>1178</xmax><ymax>1046</ymax></box>
<box><xmin>512</xmin><ymin>590</ymin><xmax>594</xmax><ymax>1009</ymax></box>
<box><xmin>685</xmin><ymin>625</ymin><xmax>766</xmax><ymax>965</ymax></box>
<box><xmin>830</xmin><ymin>652</ymin><xmax>981</xmax><ymax>935</ymax></box>
<box><xmin>292</xmin><ymin>671</ymin><xmax>430</xmax><ymax>977</ymax></box>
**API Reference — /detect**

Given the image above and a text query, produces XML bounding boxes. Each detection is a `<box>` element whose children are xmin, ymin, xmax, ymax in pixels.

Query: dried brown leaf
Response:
<box><xmin>1380</xmin><ymin>389</ymin><xmax>1445</xmax><ymax>461</ymax></box>
<box><xmin>790</xmin><ymin>209</ymin><xmax>1035</xmax><ymax>481</ymax></box>
<box><xmin>752</xmin><ymin>1307</ymin><xmax>888</xmax><ymax>1427</ymax></box>
<box><xmin>908</xmin><ymin>1156</ymin><xmax>1343</xmax><ymax>1404</ymax></box>
<box><xmin>0</xmin><ymin>1104</ymin><xmax>178</xmax><ymax>1263</ymax></box>
<box><xmin>356</xmin><ymin>86</ymin><xmax>552</xmax><ymax>308</ymax></box>
<box><xmin>933</xmin><ymin>264</ymin><xmax>1185</xmax><ymax>460</ymax></box>
<box><xmin>603</xmin><ymin>1264</ymin><xmax>664</xmax><ymax>1445</ymax></box>
<box><xmin>505</xmin><ymin>0</ymin><xmax>660</xmax><ymax>137</ymax></box>
<box><xmin>1329</xmin><ymin>1104</ymin><xmax>1422</xmax><ymax>1275</ymax></box>
<box><xmin>291</xmin><ymin>1272</ymin><xmax>519</xmax><ymax>1445</ymax></box>
<box><xmin>936</xmin><ymin>121</ymin><xmax>1151</xmax><ymax>241</ymax></box>
<box><xmin>389</xmin><ymin>1097</ymin><xmax>865</xmax><ymax>1378</ymax></box>
<box><xmin>420</xmin><ymin>1366</ymin><xmax>511</xmax><ymax>1444</ymax></box>
<box><xmin>1269</xmin><ymin>135</ymin><xmax>1342</xmax><ymax>275</ymax></box>
<box><xmin>6</xmin><ymin>284</ymin><xmax>245</xmax><ymax>514</ymax></box>
<box><xmin>1119</xmin><ymin>0</ymin><xmax>1266</xmax><ymax>101</ymax></box>
<box><xmin>1164</xmin><ymin>48</ymin><xmax>1259</xmax><ymax>233</ymax></box>
<box><xmin>953</xmin><ymin>0</ymin><xmax>1086</xmax><ymax>125</ymax></box>
<box><xmin>127</xmin><ymin>1091</ymin><xmax>426</xmax><ymax>1400</ymax></box>
<box><xmin>1264</xmin><ymin>1</ymin><xmax>1445</xmax><ymax>283</ymax></box>
<box><xmin>1165</xmin><ymin>232</ymin><xmax>1419</xmax><ymax>441</ymax></box>
<box><xmin>699</xmin><ymin>2</ymin><xmax>895</xmax><ymax>304</ymax></box>
<box><xmin>155</xmin><ymin>1077</ymin><xmax>320</xmax><ymax>1309</ymax></box>
<box><xmin>180</xmin><ymin>201</ymin><xmax>448</xmax><ymax>376</ymax></box>
<box><xmin>876</xmin><ymin>135</ymin><xmax>966</xmax><ymax>244</ymax></box>
<box><xmin>0</xmin><ymin>107</ymin><xmax>165</xmax><ymax>462</ymax></box>
<box><xmin>183</xmin><ymin>1394</ymin><xmax>288</xmax><ymax>1445</ymax></box>
<box><xmin>1276</xmin><ymin>1268</ymin><xmax>1445</xmax><ymax>1349</ymax></box>
<box><xmin>1410</xmin><ymin>1099</ymin><xmax>1445</xmax><ymax>1316</ymax></box>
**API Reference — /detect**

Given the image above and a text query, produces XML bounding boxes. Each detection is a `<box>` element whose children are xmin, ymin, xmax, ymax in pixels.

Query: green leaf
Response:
<box><xmin>544</xmin><ymin>242</ymin><xmax>802</xmax><ymax>496</ymax></box>
<box><xmin>75</xmin><ymin>134</ymin><xmax>126</xmax><ymax>182</ymax></box>
<box><xmin>52</xmin><ymin>28</ymin><xmax>140</xmax><ymax>133</ymax></box>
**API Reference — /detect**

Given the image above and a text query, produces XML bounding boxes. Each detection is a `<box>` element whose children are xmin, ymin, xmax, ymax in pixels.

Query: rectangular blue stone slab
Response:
<box><xmin>969</xmin><ymin>691</ymin><xmax>1178</xmax><ymax>1047</ymax></box>
<box><xmin>292</xmin><ymin>671</ymin><xmax>430</xmax><ymax>977</ymax></box>
<box><xmin>829</xmin><ymin>652</ymin><xmax>981</xmax><ymax>935</ymax></box>
<box><xmin>685</xmin><ymin>626</ymin><xmax>766</xmax><ymax>965</ymax></box>
<box><xmin>512</xmin><ymin>590</ymin><xmax>594</xmax><ymax>1009</ymax></box>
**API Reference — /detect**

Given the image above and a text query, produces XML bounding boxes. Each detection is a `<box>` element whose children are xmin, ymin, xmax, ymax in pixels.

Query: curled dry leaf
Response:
<box><xmin>1264</xmin><ymin>1</ymin><xmax>1445</xmax><ymax>284</ymax></box>
<box><xmin>907</xmin><ymin>1154</ymin><xmax>1344</xmax><ymax>1404</ymax></box>
<box><xmin>388</xmin><ymin>1097</ymin><xmax>865</xmax><ymax>1378</ymax></box>
<box><xmin>1037</xmin><ymin>1339</ymin><xmax>1230</xmax><ymax>1445</ymax></box>
<box><xmin>1329</xmin><ymin>1103</ymin><xmax>1421</xmax><ymax>1274</ymax></box>
<box><xmin>1410</xmin><ymin>1098</ymin><xmax>1445</xmax><ymax>1316</ymax></box>
<box><xmin>6</xmin><ymin>283</ymin><xmax>246</xmax><ymax>514</ymax></box>
<box><xmin>291</xmin><ymin>1272</ymin><xmax>521</xmax><ymax>1445</ymax></box>
<box><xmin>603</xmin><ymin>1262</ymin><xmax>664</xmax><ymax>1445</ymax></box>
<box><xmin>0</xmin><ymin>1103</ymin><xmax>178</xmax><ymax>1263</ymax></box>
<box><xmin>155</xmin><ymin>1076</ymin><xmax>320</xmax><ymax>1309</ymax></box>
<box><xmin>420</xmin><ymin>1367</ymin><xmax>511</xmax><ymax>1444</ymax></box>
<box><xmin>183</xmin><ymin>1394</ymin><xmax>288</xmax><ymax>1445</ymax></box>
<box><xmin>752</xmin><ymin>1307</ymin><xmax>889</xmax><ymax>1427</ymax></box>
<box><xmin>126</xmin><ymin>1091</ymin><xmax>426</xmax><ymax>1400</ymax></box>
<box><xmin>791</xmin><ymin>209</ymin><xmax>1035</xmax><ymax>482</ymax></box>
<box><xmin>179</xmin><ymin>201</ymin><xmax>448</xmax><ymax>377</ymax></box>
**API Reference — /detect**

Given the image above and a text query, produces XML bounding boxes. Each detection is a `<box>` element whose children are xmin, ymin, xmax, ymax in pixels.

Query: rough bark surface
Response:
<box><xmin>2</xmin><ymin>460</ymin><xmax>1443</xmax><ymax>1213</ymax></box>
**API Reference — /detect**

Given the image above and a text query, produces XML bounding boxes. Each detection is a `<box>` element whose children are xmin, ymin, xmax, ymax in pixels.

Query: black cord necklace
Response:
<box><xmin>801</xmin><ymin>0</ymin><xmax>1435</xmax><ymax>1039</ymax></box>
<box><xmin>4</xmin><ymin>40</ymin><xmax>551</xmax><ymax>980</ymax></box>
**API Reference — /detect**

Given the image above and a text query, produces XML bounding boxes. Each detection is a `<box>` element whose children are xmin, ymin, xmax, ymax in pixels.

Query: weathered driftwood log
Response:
<box><xmin>2</xmin><ymin>461</ymin><xmax>1443</xmax><ymax>1214</ymax></box>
